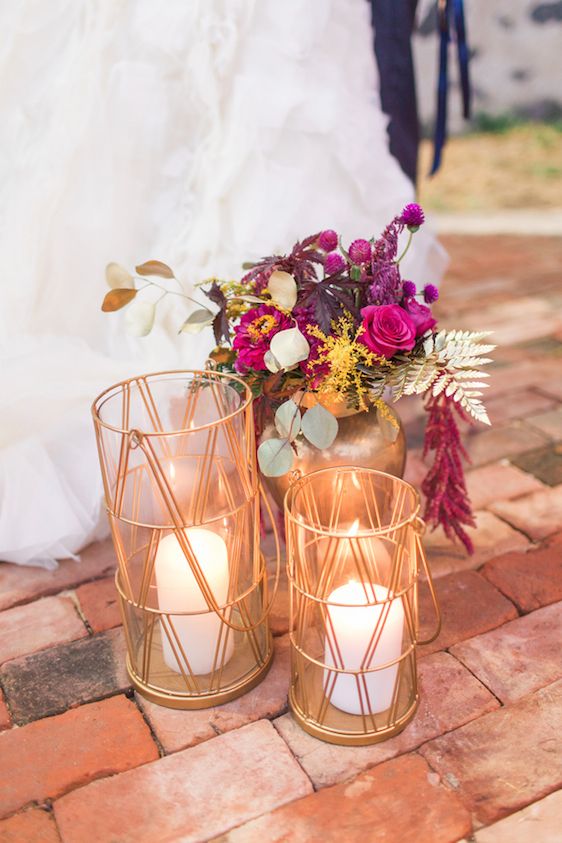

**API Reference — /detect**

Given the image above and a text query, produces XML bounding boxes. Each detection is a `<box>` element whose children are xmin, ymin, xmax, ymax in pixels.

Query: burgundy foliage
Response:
<box><xmin>422</xmin><ymin>392</ymin><xmax>475</xmax><ymax>554</ymax></box>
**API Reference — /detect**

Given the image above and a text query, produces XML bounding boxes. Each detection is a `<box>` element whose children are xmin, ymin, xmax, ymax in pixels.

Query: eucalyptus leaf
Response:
<box><xmin>125</xmin><ymin>300</ymin><xmax>156</xmax><ymax>337</ymax></box>
<box><xmin>269</xmin><ymin>326</ymin><xmax>310</xmax><ymax>370</ymax></box>
<box><xmin>274</xmin><ymin>400</ymin><xmax>301</xmax><ymax>441</ymax></box>
<box><xmin>105</xmin><ymin>262</ymin><xmax>134</xmax><ymax>290</ymax></box>
<box><xmin>135</xmin><ymin>260</ymin><xmax>174</xmax><ymax>279</ymax></box>
<box><xmin>179</xmin><ymin>309</ymin><xmax>215</xmax><ymax>334</ymax></box>
<box><xmin>257</xmin><ymin>438</ymin><xmax>294</xmax><ymax>477</ymax></box>
<box><xmin>101</xmin><ymin>288</ymin><xmax>137</xmax><ymax>312</ymax></box>
<box><xmin>301</xmin><ymin>403</ymin><xmax>338</xmax><ymax>449</ymax></box>
<box><xmin>267</xmin><ymin>270</ymin><xmax>297</xmax><ymax>310</ymax></box>
<box><xmin>264</xmin><ymin>349</ymin><xmax>281</xmax><ymax>373</ymax></box>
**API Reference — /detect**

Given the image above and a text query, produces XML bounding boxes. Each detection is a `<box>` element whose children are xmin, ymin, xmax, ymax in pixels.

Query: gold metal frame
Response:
<box><xmin>92</xmin><ymin>370</ymin><xmax>279</xmax><ymax>709</ymax></box>
<box><xmin>285</xmin><ymin>466</ymin><xmax>440</xmax><ymax>745</ymax></box>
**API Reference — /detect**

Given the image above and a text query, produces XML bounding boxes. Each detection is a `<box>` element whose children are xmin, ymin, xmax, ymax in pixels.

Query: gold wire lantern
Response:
<box><xmin>92</xmin><ymin>370</ymin><xmax>279</xmax><ymax>709</ymax></box>
<box><xmin>285</xmin><ymin>466</ymin><xmax>440</xmax><ymax>745</ymax></box>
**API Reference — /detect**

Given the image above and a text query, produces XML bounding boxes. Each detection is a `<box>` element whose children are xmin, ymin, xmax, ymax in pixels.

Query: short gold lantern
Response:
<box><xmin>92</xmin><ymin>370</ymin><xmax>278</xmax><ymax>709</ymax></box>
<box><xmin>285</xmin><ymin>466</ymin><xmax>440</xmax><ymax>745</ymax></box>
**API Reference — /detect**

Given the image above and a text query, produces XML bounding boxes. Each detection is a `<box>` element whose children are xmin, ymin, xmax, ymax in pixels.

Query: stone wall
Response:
<box><xmin>413</xmin><ymin>0</ymin><xmax>562</xmax><ymax>133</ymax></box>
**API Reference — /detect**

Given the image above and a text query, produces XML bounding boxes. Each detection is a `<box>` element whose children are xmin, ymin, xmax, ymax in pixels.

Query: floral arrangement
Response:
<box><xmin>102</xmin><ymin>205</ymin><xmax>494</xmax><ymax>551</ymax></box>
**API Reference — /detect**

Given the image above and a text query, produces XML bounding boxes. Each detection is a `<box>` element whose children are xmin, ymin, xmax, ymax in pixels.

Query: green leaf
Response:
<box><xmin>274</xmin><ymin>400</ymin><xmax>301</xmax><ymax>441</ymax></box>
<box><xmin>301</xmin><ymin>403</ymin><xmax>338</xmax><ymax>449</ymax></box>
<box><xmin>135</xmin><ymin>260</ymin><xmax>174</xmax><ymax>278</ymax></box>
<box><xmin>257</xmin><ymin>438</ymin><xmax>294</xmax><ymax>477</ymax></box>
<box><xmin>101</xmin><ymin>288</ymin><xmax>137</xmax><ymax>312</ymax></box>
<box><xmin>179</xmin><ymin>309</ymin><xmax>215</xmax><ymax>334</ymax></box>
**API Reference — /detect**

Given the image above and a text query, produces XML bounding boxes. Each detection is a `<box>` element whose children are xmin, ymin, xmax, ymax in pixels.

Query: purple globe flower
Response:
<box><xmin>400</xmin><ymin>203</ymin><xmax>425</xmax><ymax>230</ymax></box>
<box><xmin>318</xmin><ymin>229</ymin><xmax>338</xmax><ymax>252</ymax></box>
<box><xmin>402</xmin><ymin>280</ymin><xmax>417</xmax><ymax>298</ymax></box>
<box><xmin>324</xmin><ymin>251</ymin><xmax>346</xmax><ymax>275</ymax></box>
<box><xmin>423</xmin><ymin>283</ymin><xmax>439</xmax><ymax>304</ymax></box>
<box><xmin>349</xmin><ymin>238</ymin><xmax>372</xmax><ymax>265</ymax></box>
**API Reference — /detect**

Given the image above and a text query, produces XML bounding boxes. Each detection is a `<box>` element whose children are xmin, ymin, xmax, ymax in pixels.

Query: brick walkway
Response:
<box><xmin>1</xmin><ymin>235</ymin><xmax>562</xmax><ymax>842</ymax></box>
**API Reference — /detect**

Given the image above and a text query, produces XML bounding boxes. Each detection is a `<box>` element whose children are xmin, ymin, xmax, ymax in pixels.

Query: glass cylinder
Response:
<box><xmin>285</xmin><ymin>466</ymin><xmax>440</xmax><ymax>745</ymax></box>
<box><xmin>92</xmin><ymin>370</ymin><xmax>278</xmax><ymax>709</ymax></box>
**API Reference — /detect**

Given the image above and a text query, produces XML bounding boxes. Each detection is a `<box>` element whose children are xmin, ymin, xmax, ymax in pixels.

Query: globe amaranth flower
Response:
<box><xmin>423</xmin><ymin>283</ymin><xmax>439</xmax><ymax>304</ymax></box>
<box><xmin>233</xmin><ymin>304</ymin><xmax>292</xmax><ymax>373</ymax></box>
<box><xmin>318</xmin><ymin>229</ymin><xmax>339</xmax><ymax>252</ymax></box>
<box><xmin>359</xmin><ymin>304</ymin><xmax>416</xmax><ymax>358</ymax></box>
<box><xmin>400</xmin><ymin>203</ymin><xmax>425</xmax><ymax>230</ymax></box>
<box><xmin>324</xmin><ymin>251</ymin><xmax>346</xmax><ymax>276</ymax></box>
<box><xmin>404</xmin><ymin>298</ymin><xmax>437</xmax><ymax>337</ymax></box>
<box><xmin>402</xmin><ymin>280</ymin><xmax>417</xmax><ymax>298</ymax></box>
<box><xmin>348</xmin><ymin>238</ymin><xmax>372</xmax><ymax>265</ymax></box>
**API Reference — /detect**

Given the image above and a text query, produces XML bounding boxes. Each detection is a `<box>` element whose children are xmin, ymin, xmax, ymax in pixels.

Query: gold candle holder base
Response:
<box><xmin>288</xmin><ymin>687</ymin><xmax>419</xmax><ymax>747</ymax></box>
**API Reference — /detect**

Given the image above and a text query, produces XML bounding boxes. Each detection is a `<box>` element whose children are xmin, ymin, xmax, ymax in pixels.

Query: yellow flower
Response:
<box><xmin>247</xmin><ymin>313</ymin><xmax>278</xmax><ymax>341</ymax></box>
<box><xmin>307</xmin><ymin>316</ymin><xmax>390</xmax><ymax>412</ymax></box>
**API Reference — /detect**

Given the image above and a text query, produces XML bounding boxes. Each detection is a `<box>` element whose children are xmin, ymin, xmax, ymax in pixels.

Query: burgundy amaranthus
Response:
<box><xmin>422</xmin><ymin>393</ymin><xmax>475</xmax><ymax>553</ymax></box>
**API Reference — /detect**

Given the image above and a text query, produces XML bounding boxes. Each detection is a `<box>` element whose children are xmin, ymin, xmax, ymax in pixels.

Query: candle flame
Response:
<box><xmin>169</xmin><ymin>462</ymin><xmax>176</xmax><ymax>483</ymax></box>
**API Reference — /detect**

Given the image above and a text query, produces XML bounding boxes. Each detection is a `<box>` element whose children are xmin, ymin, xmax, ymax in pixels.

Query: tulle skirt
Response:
<box><xmin>0</xmin><ymin>0</ymin><xmax>446</xmax><ymax>566</ymax></box>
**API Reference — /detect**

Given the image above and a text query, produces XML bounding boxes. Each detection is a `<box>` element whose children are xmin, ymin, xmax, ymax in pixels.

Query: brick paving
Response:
<box><xmin>0</xmin><ymin>235</ymin><xmax>561</xmax><ymax>841</ymax></box>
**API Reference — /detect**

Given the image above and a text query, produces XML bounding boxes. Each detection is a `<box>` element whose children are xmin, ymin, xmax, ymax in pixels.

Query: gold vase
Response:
<box><xmin>261</xmin><ymin>401</ymin><xmax>407</xmax><ymax>509</ymax></box>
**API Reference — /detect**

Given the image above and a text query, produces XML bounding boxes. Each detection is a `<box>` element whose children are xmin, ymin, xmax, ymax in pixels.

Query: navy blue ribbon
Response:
<box><xmin>430</xmin><ymin>0</ymin><xmax>471</xmax><ymax>175</ymax></box>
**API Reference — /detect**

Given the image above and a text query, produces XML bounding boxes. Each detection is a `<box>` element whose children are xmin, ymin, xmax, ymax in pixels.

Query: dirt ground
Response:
<box><xmin>418</xmin><ymin>124</ymin><xmax>562</xmax><ymax>212</ymax></box>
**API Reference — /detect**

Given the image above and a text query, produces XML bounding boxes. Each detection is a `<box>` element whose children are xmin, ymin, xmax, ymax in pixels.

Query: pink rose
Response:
<box><xmin>359</xmin><ymin>304</ymin><xmax>416</xmax><ymax>359</ymax></box>
<box><xmin>404</xmin><ymin>298</ymin><xmax>437</xmax><ymax>337</ymax></box>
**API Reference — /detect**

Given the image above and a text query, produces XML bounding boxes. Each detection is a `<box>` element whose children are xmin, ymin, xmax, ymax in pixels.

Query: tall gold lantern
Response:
<box><xmin>285</xmin><ymin>466</ymin><xmax>440</xmax><ymax>745</ymax></box>
<box><xmin>92</xmin><ymin>370</ymin><xmax>278</xmax><ymax>709</ymax></box>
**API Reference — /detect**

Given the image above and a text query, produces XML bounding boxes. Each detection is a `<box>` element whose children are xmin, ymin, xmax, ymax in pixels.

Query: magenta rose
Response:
<box><xmin>404</xmin><ymin>298</ymin><xmax>437</xmax><ymax>337</ymax></box>
<box><xmin>359</xmin><ymin>304</ymin><xmax>416</xmax><ymax>358</ymax></box>
<box><xmin>233</xmin><ymin>304</ymin><xmax>292</xmax><ymax>372</ymax></box>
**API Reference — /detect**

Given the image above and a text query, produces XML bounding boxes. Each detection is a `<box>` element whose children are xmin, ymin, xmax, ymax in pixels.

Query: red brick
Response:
<box><xmin>419</xmin><ymin>678</ymin><xmax>562</xmax><ymax>825</ymax></box>
<box><xmin>75</xmin><ymin>576</ymin><xmax>120</xmax><ymax>633</ymax></box>
<box><xmin>538</xmin><ymin>380</ymin><xmax>562</xmax><ymax>402</ymax></box>
<box><xmin>451</xmin><ymin>602</ymin><xmax>562</xmax><ymax>703</ymax></box>
<box><xmin>0</xmin><ymin>690</ymin><xmax>10</xmax><ymax>732</ymax></box>
<box><xmin>474</xmin><ymin>789</ymin><xmax>562</xmax><ymax>843</ymax></box>
<box><xmin>0</xmin><ymin>695</ymin><xmax>158</xmax><ymax>818</ymax></box>
<box><xmin>425</xmin><ymin>511</ymin><xmax>529</xmax><ymax>578</ymax></box>
<box><xmin>274</xmin><ymin>651</ymin><xmax>498</xmax><ymax>788</ymax></box>
<box><xmin>484</xmin><ymin>390</ymin><xmax>557</xmax><ymax>425</ymax></box>
<box><xmin>490</xmin><ymin>484</ymin><xmax>562</xmax><ymax>540</ymax></box>
<box><xmin>137</xmin><ymin>634</ymin><xmax>291</xmax><ymax>753</ymax></box>
<box><xmin>0</xmin><ymin>809</ymin><xmax>60</xmax><ymax>843</ymax></box>
<box><xmin>54</xmin><ymin>721</ymin><xmax>312</xmax><ymax>843</ymax></box>
<box><xmin>1</xmin><ymin>628</ymin><xmax>130</xmax><ymax>725</ymax></box>
<box><xmin>488</xmin><ymin>359</ymin><xmax>562</xmax><ymax>398</ymax></box>
<box><xmin>481</xmin><ymin>533</ymin><xmax>562</xmax><ymax>612</ymax></box>
<box><xmin>512</xmin><ymin>442</ymin><xmax>562</xmax><ymax>486</ymax></box>
<box><xmin>527</xmin><ymin>407</ymin><xmax>562</xmax><ymax>440</ymax></box>
<box><xmin>0</xmin><ymin>540</ymin><xmax>115</xmax><ymax>612</ymax></box>
<box><xmin>464</xmin><ymin>423</ymin><xmax>548</xmax><ymax>467</ymax></box>
<box><xmin>465</xmin><ymin>462</ymin><xmax>544</xmax><ymax>510</ymax></box>
<box><xmin>0</xmin><ymin>596</ymin><xmax>86</xmax><ymax>665</ymax></box>
<box><xmin>418</xmin><ymin>570</ymin><xmax>517</xmax><ymax>657</ymax></box>
<box><xmin>222</xmin><ymin>754</ymin><xmax>471</xmax><ymax>843</ymax></box>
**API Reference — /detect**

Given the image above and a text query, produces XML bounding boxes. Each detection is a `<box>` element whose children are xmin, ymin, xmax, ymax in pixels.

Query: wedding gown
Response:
<box><xmin>0</xmin><ymin>0</ymin><xmax>446</xmax><ymax>567</ymax></box>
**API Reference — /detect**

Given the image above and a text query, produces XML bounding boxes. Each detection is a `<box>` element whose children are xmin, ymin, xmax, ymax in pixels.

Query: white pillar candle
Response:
<box><xmin>324</xmin><ymin>580</ymin><xmax>405</xmax><ymax>715</ymax></box>
<box><xmin>155</xmin><ymin>527</ymin><xmax>233</xmax><ymax>676</ymax></box>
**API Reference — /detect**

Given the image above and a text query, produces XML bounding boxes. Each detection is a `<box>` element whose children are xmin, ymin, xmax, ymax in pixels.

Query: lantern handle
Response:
<box><xmin>414</xmin><ymin>517</ymin><xmax>442</xmax><ymax>645</ymax></box>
